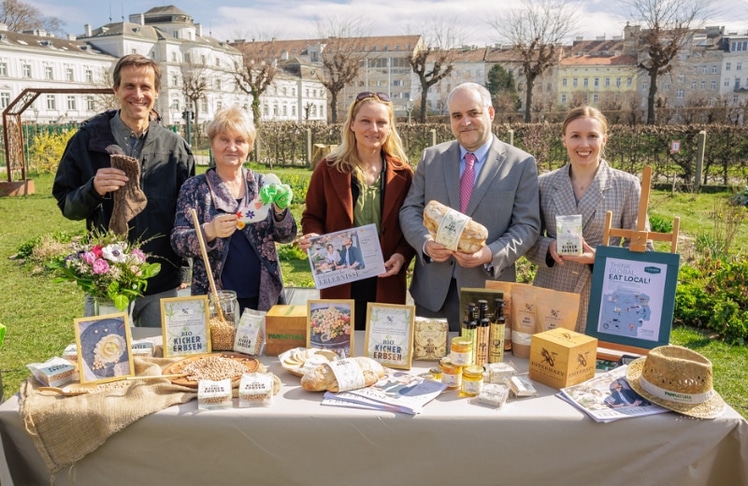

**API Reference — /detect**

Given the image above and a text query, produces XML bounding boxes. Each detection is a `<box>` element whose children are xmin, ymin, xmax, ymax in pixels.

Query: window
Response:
<box><xmin>678</xmin><ymin>74</ymin><xmax>685</xmax><ymax>83</ymax></box>
<box><xmin>664</xmin><ymin>82</ymin><xmax>670</xmax><ymax>91</ymax></box>
<box><xmin>292</xmin><ymin>105</ymin><xmax>296</xmax><ymax>116</ymax></box>
<box><xmin>282</xmin><ymin>105</ymin><xmax>287</xmax><ymax>116</ymax></box>
<box><xmin>604</xmin><ymin>77</ymin><xmax>610</xmax><ymax>87</ymax></box>
<box><xmin>66</xmin><ymin>95</ymin><xmax>76</xmax><ymax>110</ymax></box>
<box><xmin>561</xmin><ymin>78</ymin><xmax>567</xmax><ymax>87</ymax></box>
<box><xmin>66</xmin><ymin>68</ymin><xmax>74</xmax><ymax>81</ymax></box>
<box><xmin>0</xmin><ymin>92</ymin><xmax>9</xmax><ymax>108</ymax></box>
<box><xmin>738</xmin><ymin>62</ymin><xmax>743</xmax><ymax>71</ymax></box>
<box><xmin>725</xmin><ymin>78</ymin><xmax>731</xmax><ymax>87</ymax></box>
<box><xmin>676</xmin><ymin>89</ymin><xmax>684</xmax><ymax>99</ymax></box>
<box><xmin>200</xmin><ymin>99</ymin><xmax>207</xmax><ymax>112</ymax></box>
<box><xmin>701</xmin><ymin>81</ymin><xmax>706</xmax><ymax>90</ymax></box>
<box><xmin>46</xmin><ymin>94</ymin><xmax>56</xmax><ymax>110</ymax></box>
<box><xmin>185</xmin><ymin>53</ymin><xmax>191</xmax><ymax>63</ymax></box>
<box><xmin>626</xmin><ymin>77</ymin><xmax>632</xmax><ymax>87</ymax></box>
<box><xmin>216</xmin><ymin>100</ymin><xmax>222</xmax><ymax>110</ymax></box>
<box><xmin>86</xmin><ymin>69</ymin><xmax>93</xmax><ymax>83</ymax></box>
<box><xmin>592</xmin><ymin>93</ymin><xmax>599</xmax><ymax>103</ymax></box>
<box><xmin>86</xmin><ymin>95</ymin><xmax>95</xmax><ymax>111</ymax></box>
<box><xmin>691</xmin><ymin>81</ymin><xmax>696</xmax><ymax>89</ymax></box>
<box><xmin>735</xmin><ymin>79</ymin><xmax>741</xmax><ymax>89</ymax></box>
<box><xmin>583</xmin><ymin>78</ymin><xmax>589</xmax><ymax>87</ymax></box>
<box><xmin>726</xmin><ymin>62</ymin><xmax>731</xmax><ymax>71</ymax></box>
<box><xmin>172</xmin><ymin>74</ymin><xmax>179</xmax><ymax>87</ymax></box>
<box><xmin>712</xmin><ymin>65</ymin><xmax>718</xmax><ymax>74</ymax></box>
<box><xmin>616</xmin><ymin>77</ymin><xmax>621</xmax><ymax>87</ymax></box>
<box><xmin>173</xmin><ymin>31</ymin><xmax>179</xmax><ymax>39</ymax></box>
<box><xmin>594</xmin><ymin>78</ymin><xmax>599</xmax><ymax>87</ymax></box>
<box><xmin>45</xmin><ymin>66</ymin><xmax>53</xmax><ymax>80</ymax></box>
<box><xmin>572</xmin><ymin>78</ymin><xmax>578</xmax><ymax>87</ymax></box>
<box><xmin>711</xmin><ymin>80</ymin><xmax>716</xmax><ymax>90</ymax></box>
<box><xmin>702</xmin><ymin>65</ymin><xmax>707</xmax><ymax>74</ymax></box>
<box><xmin>215</xmin><ymin>79</ymin><xmax>221</xmax><ymax>90</ymax></box>
<box><xmin>0</xmin><ymin>62</ymin><xmax>6</xmax><ymax>76</ymax></box>
<box><xmin>282</xmin><ymin>87</ymin><xmax>287</xmax><ymax>96</ymax></box>
<box><xmin>561</xmin><ymin>94</ymin><xmax>567</xmax><ymax>104</ymax></box>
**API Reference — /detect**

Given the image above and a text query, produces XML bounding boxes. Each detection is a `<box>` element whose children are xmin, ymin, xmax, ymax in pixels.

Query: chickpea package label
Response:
<box><xmin>234</xmin><ymin>308</ymin><xmax>266</xmax><ymax>355</ymax></box>
<box><xmin>239</xmin><ymin>373</ymin><xmax>273</xmax><ymax>407</ymax></box>
<box><xmin>198</xmin><ymin>378</ymin><xmax>233</xmax><ymax>410</ymax></box>
<box><xmin>556</xmin><ymin>215</ymin><xmax>583</xmax><ymax>256</ymax></box>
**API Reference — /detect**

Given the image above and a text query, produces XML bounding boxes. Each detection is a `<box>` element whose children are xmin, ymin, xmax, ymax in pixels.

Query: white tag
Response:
<box><xmin>327</xmin><ymin>358</ymin><xmax>366</xmax><ymax>391</ymax></box>
<box><xmin>435</xmin><ymin>207</ymin><xmax>469</xmax><ymax>251</ymax></box>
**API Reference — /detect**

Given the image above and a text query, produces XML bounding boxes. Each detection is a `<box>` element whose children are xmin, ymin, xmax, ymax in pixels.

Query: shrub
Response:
<box><xmin>649</xmin><ymin>213</ymin><xmax>673</xmax><ymax>233</ymax></box>
<box><xmin>29</xmin><ymin>128</ymin><xmax>76</xmax><ymax>174</ymax></box>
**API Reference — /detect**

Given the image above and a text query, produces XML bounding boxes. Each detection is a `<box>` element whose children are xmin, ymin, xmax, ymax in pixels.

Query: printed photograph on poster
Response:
<box><xmin>586</xmin><ymin>246</ymin><xmax>679</xmax><ymax>350</ymax></box>
<box><xmin>73</xmin><ymin>313</ymin><xmax>135</xmax><ymax>384</ymax></box>
<box><xmin>364</xmin><ymin>303</ymin><xmax>415</xmax><ymax>369</ymax></box>
<box><xmin>307</xmin><ymin>299</ymin><xmax>355</xmax><ymax>358</ymax></box>
<box><xmin>306</xmin><ymin>224</ymin><xmax>385</xmax><ymax>290</ymax></box>
<box><xmin>161</xmin><ymin>295</ymin><xmax>211</xmax><ymax>358</ymax></box>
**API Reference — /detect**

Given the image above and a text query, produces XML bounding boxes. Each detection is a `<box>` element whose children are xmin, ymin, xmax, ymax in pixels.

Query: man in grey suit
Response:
<box><xmin>400</xmin><ymin>82</ymin><xmax>540</xmax><ymax>331</ymax></box>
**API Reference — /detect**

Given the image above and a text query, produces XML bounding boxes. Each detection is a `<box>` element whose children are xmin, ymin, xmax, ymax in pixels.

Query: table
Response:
<box><xmin>1</xmin><ymin>331</ymin><xmax>747</xmax><ymax>486</ymax></box>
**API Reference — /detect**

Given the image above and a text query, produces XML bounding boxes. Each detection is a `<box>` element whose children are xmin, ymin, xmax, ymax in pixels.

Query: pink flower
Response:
<box><xmin>130</xmin><ymin>248</ymin><xmax>146</xmax><ymax>263</ymax></box>
<box><xmin>82</xmin><ymin>251</ymin><xmax>97</xmax><ymax>265</ymax></box>
<box><xmin>92</xmin><ymin>258</ymin><xmax>110</xmax><ymax>275</ymax></box>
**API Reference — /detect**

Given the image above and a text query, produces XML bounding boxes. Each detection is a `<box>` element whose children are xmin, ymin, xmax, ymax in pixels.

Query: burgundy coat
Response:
<box><xmin>302</xmin><ymin>156</ymin><xmax>415</xmax><ymax>304</ymax></box>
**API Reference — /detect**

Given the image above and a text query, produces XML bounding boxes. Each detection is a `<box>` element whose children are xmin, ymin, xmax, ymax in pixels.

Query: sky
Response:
<box><xmin>30</xmin><ymin>0</ymin><xmax>748</xmax><ymax>47</ymax></box>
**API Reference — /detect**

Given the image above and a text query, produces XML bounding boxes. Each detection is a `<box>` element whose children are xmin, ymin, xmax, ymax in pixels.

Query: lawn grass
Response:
<box><xmin>1</xmin><ymin>171</ymin><xmax>746</xmax><ymax>419</ymax></box>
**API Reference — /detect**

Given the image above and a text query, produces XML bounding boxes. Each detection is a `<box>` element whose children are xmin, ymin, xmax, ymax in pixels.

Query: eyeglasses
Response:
<box><xmin>355</xmin><ymin>91</ymin><xmax>391</xmax><ymax>103</ymax></box>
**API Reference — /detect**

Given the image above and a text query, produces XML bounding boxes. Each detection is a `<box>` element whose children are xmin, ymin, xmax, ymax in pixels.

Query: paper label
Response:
<box><xmin>435</xmin><ymin>208</ymin><xmax>469</xmax><ymax>251</ymax></box>
<box><xmin>328</xmin><ymin>359</ymin><xmax>366</xmax><ymax>392</ymax></box>
<box><xmin>556</xmin><ymin>215</ymin><xmax>583</xmax><ymax>256</ymax></box>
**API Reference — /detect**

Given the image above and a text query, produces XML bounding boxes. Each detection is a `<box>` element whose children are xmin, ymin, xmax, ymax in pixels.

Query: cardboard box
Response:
<box><xmin>529</xmin><ymin>328</ymin><xmax>598</xmax><ymax>389</ymax></box>
<box><xmin>265</xmin><ymin>305</ymin><xmax>308</xmax><ymax>356</ymax></box>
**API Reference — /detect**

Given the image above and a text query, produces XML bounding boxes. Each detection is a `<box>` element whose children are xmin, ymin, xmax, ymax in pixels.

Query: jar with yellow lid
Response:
<box><xmin>450</xmin><ymin>337</ymin><xmax>472</xmax><ymax>366</ymax></box>
<box><xmin>460</xmin><ymin>364</ymin><xmax>484</xmax><ymax>397</ymax></box>
<box><xmin>439</xmin><ymin>358</ymin><xmax>462</xmax><ymax>389</ymax></box>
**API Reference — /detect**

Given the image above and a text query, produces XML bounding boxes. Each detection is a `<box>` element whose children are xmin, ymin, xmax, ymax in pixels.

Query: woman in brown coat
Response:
<box><xmin>299</xmin><ymin>92</ymin><xmax>415</xmax><ymax>330</ymax></box>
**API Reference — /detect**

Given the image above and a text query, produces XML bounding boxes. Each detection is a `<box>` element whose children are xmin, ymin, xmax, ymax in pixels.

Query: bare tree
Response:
<box><xmin>408</xmin><ymin>18</ymin><xmax>461</xmax><ymax>123</ymax></box>
<box><xmin>232</xmin><ymin>39</ymin><xmax>282</xmax><ymax>126</ymax></box>
<box><xmin>316</xmin><ymin>17</ymin><xmax>370</xmax><ymax>123</ymax></box>
<box><xmin>181</xmin><ymin>62</ymin><xmax>209</xmax><ymax>142</ymax></box>
<box><xmin>0</xmin><ymin>0</ymin><xmax>61</xmax><ymax>33</ymax></box>
<box><xmin>624</xmin><ymin>0</ymin><xmax>711</xmax><ymax>125</ymax></box>
<box><xmin>491</xmin><ymin>0</ymin><xmax>579</xmax><ymax>122</ymax></box>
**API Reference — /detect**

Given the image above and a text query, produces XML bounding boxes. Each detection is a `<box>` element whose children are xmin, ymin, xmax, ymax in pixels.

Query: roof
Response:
<box><xmin>0</xmin><ymin>28</ymin><xmax>113</xmax><ymax>58</ymax></box>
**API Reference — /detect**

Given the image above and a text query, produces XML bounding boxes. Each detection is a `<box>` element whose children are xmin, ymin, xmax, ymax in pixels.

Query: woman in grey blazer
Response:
<box><xmin>525</xmin><ymin>106</ymin><xmax>652</xmax><ymax>333</ymax></box>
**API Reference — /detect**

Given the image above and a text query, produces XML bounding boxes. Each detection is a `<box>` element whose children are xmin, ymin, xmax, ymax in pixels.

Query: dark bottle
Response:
<box><xmin>489</xmin><ymin>298</ymin><xmax>506</xmax><ymax>363</ymax></box>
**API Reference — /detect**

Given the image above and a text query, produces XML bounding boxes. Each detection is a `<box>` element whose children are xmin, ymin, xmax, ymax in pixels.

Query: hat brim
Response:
<box><xmin>626</xmin><ymin>357</ymin><xmax>725</xmax><ymax>419</ymax></box>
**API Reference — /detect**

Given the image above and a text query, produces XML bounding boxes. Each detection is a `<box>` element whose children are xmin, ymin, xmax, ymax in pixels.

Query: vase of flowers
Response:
<box><xmin>52</xmin><ymin>231</ymin><xmax>161</xmax><ymax>312</ymax></box>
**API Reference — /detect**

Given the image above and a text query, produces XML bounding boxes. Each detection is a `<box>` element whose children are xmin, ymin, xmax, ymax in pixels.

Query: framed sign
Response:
<box><xmin>73</xmin><ymin>313</ymin><xmax>134</xmax><ymax>384</ymax></box>
<box><xmin>364</xmin><ymin>303</ymin><xmax>415</xmax><ymax>370</ymax></box>
<box><xmin>307</xmin><ymin>299</ymin><xmax>354</xmax><ymax>358</ymax></box>
<box><xmin>161</xmin><ymin>295</ymin><xmax>211</xmax><ymax>358</ymax></box>
<box><xmin>586</xmin><ymin>246</ymin><xmax>680</xmax><ymax>351</ymax></box>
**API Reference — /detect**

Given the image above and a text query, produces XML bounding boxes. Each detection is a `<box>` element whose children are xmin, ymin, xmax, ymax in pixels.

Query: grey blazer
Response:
<box><xmin>400</xmin><ymin>135</ymin><xmax>540</xmax><ymax>313</ymax></box>
<box><xmin>525</xmin><ymin>159</ymin><xmax>650</xmax><ymax>332</ymax></box>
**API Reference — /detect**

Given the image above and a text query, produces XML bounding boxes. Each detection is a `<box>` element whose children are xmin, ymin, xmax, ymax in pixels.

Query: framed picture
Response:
<box><xmin>364</xmin><ymin>303</ymin><xmax>415</xmax><ymax>370</ymax></box>
<box><xmin>73</xmin><ymin>313</ymin><xmax>134</xmax><ymax>384</ymax></box>
<box><xmin>586</xmin><ymin>246</ymin><xmax>680</xmax><ymax>352</ymax></box>
<box><xmin>307</xmin><ymin>299</ymin><xmax>354</xmax><ymax>358</ymax></box>
<box><xmin>161</xmin><ymin>295</ymin><xmax>211</xmax><ymax>358</ymax></box>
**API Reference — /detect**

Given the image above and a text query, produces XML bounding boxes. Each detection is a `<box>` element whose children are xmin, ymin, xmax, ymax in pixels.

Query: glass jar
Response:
<box><xmin>439</xmin><ymin>358</ymin><xmax>462</xmax><ymax>390</ymax></box>
<box><xmin>209</xmin><ymin>290</ymin><xmax>239</xmax><ymax>351</ymax></box>
<box><xmin>450</xmin><ymin>337</ymin><xmax>472</xmax><ymax>366</ymax></box>
<box><xmin>460</xmin><ymin>364</ymin><xmax>484</xmax><ymax>397</ymax></box>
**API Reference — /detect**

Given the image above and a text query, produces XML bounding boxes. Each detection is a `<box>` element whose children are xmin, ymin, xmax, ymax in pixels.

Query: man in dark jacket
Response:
<box><xmin>53</xmin><ymin>54</ymin><xmax>195</xmax><ymax>327</ymax></box>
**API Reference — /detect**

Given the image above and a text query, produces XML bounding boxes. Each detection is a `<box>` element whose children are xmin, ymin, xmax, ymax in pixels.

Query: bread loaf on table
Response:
<box><xmin>301</xmin><ymin>357</ymin><xmax>385</xmax><ymax>392</ymax></box>
<box><xmin>423</xmin><ymin>200</ymin><xmax>488</xmax><ymax>254</ymax></box>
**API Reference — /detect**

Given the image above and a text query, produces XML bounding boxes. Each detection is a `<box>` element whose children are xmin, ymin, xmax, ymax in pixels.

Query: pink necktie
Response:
<box><xmin>460</xmin><ymin>152</ymin><xmax>476</xmax><ymax>213</ymax></box>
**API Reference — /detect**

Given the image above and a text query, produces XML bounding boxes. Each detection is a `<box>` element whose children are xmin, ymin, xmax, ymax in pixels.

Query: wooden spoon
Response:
<box><xmin>190</xmin><ymin>208</ymin><xmax>225</xmax><ymax>322</ymax></box>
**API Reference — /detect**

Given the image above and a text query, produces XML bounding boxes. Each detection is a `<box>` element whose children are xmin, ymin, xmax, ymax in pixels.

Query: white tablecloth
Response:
<box><xmin>1</xmin><ymin>331</ymin><xmax>746</xmax><ymax>486</ymax></box>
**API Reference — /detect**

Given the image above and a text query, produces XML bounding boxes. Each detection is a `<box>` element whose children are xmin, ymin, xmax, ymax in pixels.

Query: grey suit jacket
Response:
<box><xmin>400</xmin><ymin>135</ymin><xmax>540</xmax><ymax>313</ymax></box>
<box><xmin>524</xmin><ymin>159</ymin><xmax>650</xmax><ymax>332</ymax></box>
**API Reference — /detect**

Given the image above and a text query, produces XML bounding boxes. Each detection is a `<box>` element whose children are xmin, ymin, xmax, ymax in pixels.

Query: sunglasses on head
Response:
<box><xmin>356</xmin><ymin>91</ymin><xmax>391</xmax><ymax>103</ymax></box>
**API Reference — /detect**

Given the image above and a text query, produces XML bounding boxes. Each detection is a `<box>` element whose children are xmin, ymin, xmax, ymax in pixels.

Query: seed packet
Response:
<box><xmin>534</xmin><ymin>287</ymin><xmax>580</xmax><ymax>332</ymax></box>
<box><xmin>556</xmin><ymin>215</ymin><xmax>583</xmax><ymax>256</ymax></box>
<box><xmin>510</xmin><ymin>284</ymin><xmax>537</xmax><ymax>358</ymax></box>
<box><xmin>234</xmin><ymin>308</ymin><xmax>266</xmax><ymax>356</ymax></box>
<box><xmin>197</xmin><ymin>378</ymin><xmax>233</xmax><ymax>410</ymax></box>
<box><xmin>238</xmin><ymin>372</ymin><xmax>274</xmax><ymax>408</ymax></box>
<box><xmin>477</xmin><ymin>383</ymin><xmax>510</xmax><ymax>408</ymax></box>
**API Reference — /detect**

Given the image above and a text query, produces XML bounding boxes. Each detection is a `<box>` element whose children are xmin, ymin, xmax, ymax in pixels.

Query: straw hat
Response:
<box><xmin>626</xmin><ymin>345</ymin><xmax>724</xmax><ymax>419</ymax></box>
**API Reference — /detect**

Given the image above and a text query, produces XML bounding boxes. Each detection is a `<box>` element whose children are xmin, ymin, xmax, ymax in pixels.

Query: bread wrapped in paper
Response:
<box><xmin>423</xmin><ymin>200</ymin><xmax>488</xmax><ymax>253</ymax></box>
<box><xmin>300</xmin><ymin>356</ymin><xmax>385</xmax><ymax>392</ymax></box>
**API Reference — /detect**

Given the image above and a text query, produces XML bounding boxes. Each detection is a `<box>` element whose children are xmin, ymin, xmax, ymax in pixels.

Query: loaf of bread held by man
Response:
<box><xmin>300</xmin><ymin>357</ymin><xmax>385</xmax><ymax>392</ymax></box>
<box><xmin>423</xmin><ymin>200</ymin><xmax>488</xmax><ymax>254</ymax></box>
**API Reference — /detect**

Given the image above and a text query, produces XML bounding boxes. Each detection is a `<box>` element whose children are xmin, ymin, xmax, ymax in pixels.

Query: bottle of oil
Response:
<box><xmin>475</xmin><ymin>300</ymin><xmax>490</xmax><ymax>366</ymax></box>
<box><xmin>489</xmin><ymin>297</ymin><xmax>505</xmax><ymax>363</ymax></box>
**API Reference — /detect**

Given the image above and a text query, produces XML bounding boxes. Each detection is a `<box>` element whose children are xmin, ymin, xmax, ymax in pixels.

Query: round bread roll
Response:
<box><xmin>423</xmin><ymin>200</ymin><xmax>488</xmax><ymax>253</ymax></box>
<box><xmin>301</xmin><ymin>356</ymin><xmax>385</xmax><ymax>392</ymax></box>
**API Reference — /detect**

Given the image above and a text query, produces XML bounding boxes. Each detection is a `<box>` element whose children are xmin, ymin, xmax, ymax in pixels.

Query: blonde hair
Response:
<box><xmin>327</xmin><ymin>95</ymin><xmax>409</xmax><ymax>178</ymax></box>
<box><xmin>206</xmin><ymin>106</ymin><xmax>257</xmax><ymax>149</ymax></box>
<box><xmin>561</xmin><ymin>105</ymin><xmax>609</xmax><ymax>137</ymax></box>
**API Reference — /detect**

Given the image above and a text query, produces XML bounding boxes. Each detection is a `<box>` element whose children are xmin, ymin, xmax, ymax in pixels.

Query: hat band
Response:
<box><xmin>639</xmin><ymin>376</ymin><xmax>714</xmax><ymax>405</ymax></box>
